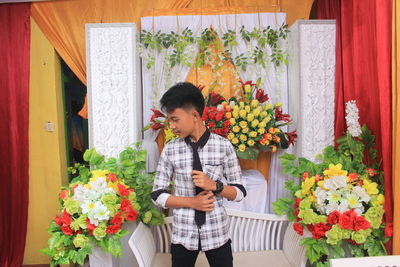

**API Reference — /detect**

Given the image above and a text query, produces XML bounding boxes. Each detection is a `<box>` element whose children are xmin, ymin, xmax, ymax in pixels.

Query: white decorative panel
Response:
<box><xmin>288</xmin><ymin>20</ymin><xmax>336</xmax><ymax>161</ymax></box>
<box><xmin>87</xmin><ymin>23</ymin><xmax>142</xmax><ymax>159</ymax></box>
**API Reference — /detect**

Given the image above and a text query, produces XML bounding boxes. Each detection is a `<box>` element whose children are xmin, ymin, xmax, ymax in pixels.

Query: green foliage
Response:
<box><xmin>140</xmin><ymin>24</ymin><xmax>289</xmax><ymax>71</ymax></box>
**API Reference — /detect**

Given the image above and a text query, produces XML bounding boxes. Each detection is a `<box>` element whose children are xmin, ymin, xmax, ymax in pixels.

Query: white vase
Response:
<box><xmin>88</xmin><ymin>245</ymin><xmax>113</xmax><ymax>267</ymax></box>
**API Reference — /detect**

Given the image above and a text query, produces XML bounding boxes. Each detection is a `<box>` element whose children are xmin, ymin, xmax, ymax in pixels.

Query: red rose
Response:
<box><xmin>348</xmin><ymin>173</ymin><xmax>359</xmax><ymax>182</ymax></box>
<box><xmin>107</xmin><ymin>173</ymin><xmax>118</xmax><ymax>182</ymax></box>
<box><xmin>86</xmin><ymin>218</ymin><xmax>97</xmax><ymax>231</ymax></box>
<box><xmin>55</xmin><ymin>215</ymin><xmax>63</xmax><ymax>226</ymax></box>
<box><xmin>222</xmin><ymin>127</ymin><xmax>229</xmax><ymax>134</ymax></box>
<box><xmin>209</xmin><ymin>112</ymin><xmax>216</xmax><ymax>120</ymax></box>
<box><xmin>312</xmin><ymin>223</ymin><xmax>331</xmax><ymax>240</ymax></box>
<box><xmin>61</xmin><ymin>225</ymin><xmax>73</xmax><ymax>236</ymax></box>
<box><xmin>207</xmin><ymin>121</ymin><xmax>216</xmax><ymax>128</ymax></box>
<box><xmin>214</xmin><ymin>128</ymin><xmax>222</xmax><ymax>136</ymax></box>
<box><xmin>106</xmin><ymin>224</ymin><xmax>121</xmax><ymax>235</ymax></box>
<box><xmin>294</xmin><ymin>198</ymin><xmax>301</xmax><ymax>209</ymax></box>
<box><xmin>120</xmin><ymin>199</ymin><xmax>132</xmax><ymax>212</ymax></box>
<box><xmin>357</xmin><ymin>180</ymin><xmax>364</xmax><ymax>186</ymax></box>
<box><xmin>354</xmin><ymin>216</ymin><xmax>371</xmax><ymax>231</ymax></box>
<box><xmin>223</xmin><ymin>120</ymin><xmax>231</xmax><ymax>127</ymax></box>
<box><xmin>307</xmin><ymin>224</ymin><xmax>314</xmax><ymax>232</ymax></box>
<box><xmin>327</xmin><ymin>211</ymin><xmax>341</xmax><ymax>225</ymax></box>
<box><xmin>62</xmin><ymin>210</ymin><xmax>72</xmax><ymax>225</ymax></box>
<box><xmin>366</xmin><ymin>168</ymin><xmax>377</xmax><ymax>177</ymax></box>
<box><xmin>314</xmin><ymin>174</ymin><xmax>323</xmax><ymax>182</ymax></box>
<box><xmin>126</xmin><ymin>207</ymin><xmax>139</xmax><ymax>221</ymax></box>
<box><xmin>202</xmin><ymin>112</ymin><xmax>208</xmax><ymax>121</ymax></box>
<box><xmin>385</xmin><ymin>223</ymin><xmax>393</xmax><ymax>237</ymax></box>
<box><xmin>339</xmin><ymin>211</ymin><xmax>356</xmax><ymax>230</ymax></box>
<box><xmin>110</xmin><ymin>214</ymin><xmax>123</xmax><ymax>226</ymax></box>
<box><xmin>118</xmin><ymin>184</ymin><xmax>129</xmax><ymax>197</ymax></box>
<box><xmin>216</xmin><ymin>111</ymin><xmax>224</xmax><ymax>121</ymax></box>
<box><xmin>293</xmin><ymin>223</ymin><xmax>303</xmax><ymax>236</ymax></box>
<box><xmin>294</xmin><ymin>209</ymin><xmax>301</xmax><ymax>221</ymax></box>
<box><xmin>302</xmin><ymin>172</ymin><xmax>309</xmax><ymax>181</ymax></box>
<box><xmin>60</xmin><ymin>189</ymin><xmax>70</xmax><ymax>200</ymax></box>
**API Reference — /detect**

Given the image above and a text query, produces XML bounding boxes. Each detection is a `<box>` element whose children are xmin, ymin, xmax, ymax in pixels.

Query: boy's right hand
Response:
<box><xmin>191</xmin><ymin>191</ymin><xmax>215</xmax><ymax>212</ymax></box>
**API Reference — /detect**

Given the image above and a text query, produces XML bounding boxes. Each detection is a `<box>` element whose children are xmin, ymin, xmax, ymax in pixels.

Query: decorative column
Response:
<box><xmin>86</xmin><ymin>23</ymin><xmax>141</xmax><ymax>267</ymax></box>
<box><xmin>288</xmin><ymin>20</ymin><xmax>336</xmax><ymax>161</ymax></box>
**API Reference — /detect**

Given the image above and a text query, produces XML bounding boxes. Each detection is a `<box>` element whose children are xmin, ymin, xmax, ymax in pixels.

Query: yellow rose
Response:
<box><xmin>265</xmin><ymin>103</ymin><xmax>272</xmax><ymax>110</ymax></box>
<box><xmin>270</xmin><ymin>145</ymin><xmax>277</xmax><ymax>153</ymax></box>
<box><xmin>258</xmin><ymin>128</ymin><xmax>265</xmax><ymax>135</ymax></box>
<box><xmin>233</xmin><ymin>105</ymin><xmax>239</xmax><ymax>111</ymax></box>
<box><xmin>225</xmin><ymin>112</ymin><xmax>232</xmax><ymax>119</ymax></box>
<box><xmin>251</xmin><ymin>119</ymin><xmax>259</xmax><ymax>128</ymax></box>
<box><xmin>227</xmin><ymin>133</ymin><xmax>235</xmax><ymax>140</ymax></box>
<box><xmin>242</xmin><ymin>127</ymin><xmax>249</xmax><ymax>134</ymax></box>
<box><xmin>239</xmin><ymin>109</ymin><xmax>247</xmax><ymax>118</ymax></box>
<box><xmin>245</xmin><ymin>105</ymin><xmax>251</xmax><ymax>113</ymax></box>
<box><xmin>244</xmin><ymin>84</ymin><xmax>252</xmax><ymax>94</ymax></box>
<box><xmin>247</xmin><ymin>140</ymin><xmax>255</xmax><ymax>147</ymax></box>
<box><xmin>232</xmin><ymin>138</ymin><xmax>239</xmax><ymax>144</ymax></box>
<box><xmin>232</xmin><ymin>125</ymin><xmax>240</xmax><ymax>133</ymax></box>
<box><xmin>249</xmin><ymin>131</ymin><xmax>258</xmax><ymax>138</ymax></box>
<box><xmin>268</xmin><ymin>128</ymin><xmax>277</xmax><ymax>134</ymax></box>
<box><xmin>247</xmin><ymin>113</ymin><xmax>255</xmax><ymax>122</ymax></box>
<box><xmin>263</xmin><ymin>116</ymin><xmax>271</xmax><ymax>124</ymax></box>
<box><xmin>239</xmin><ymin>101</ymin><xmax>245</xmax><ymax>108</ymax></box>
<box><xmin>273</xmin><ymin>135</ymin><xmax>281</xmax><ymax>143</ymax></box>
<box><xmin>258</xmin><ymin>122</ymin><xmax>266</xmax><ymax>128</ymax></box>
<box><xmin>252</xmin><ymin>106</ymin><xmax>262</xmax><ymax>117</ymax></box>
<box><xmin>259</xmin><ymin>111</ymin><xmax>267</xmax><ymax>118</ymax></box>
<box><xmin>240</xmin><ymin>134</ymin><xmax>247</xmax><ymax>142</ymax></box>
<box><xmin>232</xmin><ymin>110</ymin><xmax>239</xmax><ymax>118</ymax></box>
<box><xmin>251</xmin><ymin>99</ymin><xmax>259</xmax><ymax>108</ymax></box>
<box><xmin>230</xmin><ymin>118</ymin><xmax>236</xmax><ymax>124</ymax></box>
<box><xmin>239</xmin><ymin>121</ymin><xmax>248</xmax><ymax>128</ymax></box>
<box><xmin>275</xmin><ymin>102</ymin><xmax>283</xmax><ymax>108</ymax></box>
<box><xmin>238</xmin><ymin>144</ymin><xmax>246</xmax><ymax>152</ymax></box>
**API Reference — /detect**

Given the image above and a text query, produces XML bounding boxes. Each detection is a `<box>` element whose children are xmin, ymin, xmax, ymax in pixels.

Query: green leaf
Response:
<box><xmin>272</xmin><ymin>197</ymin><xmax>293</xmax><ymax>216</ymax></box>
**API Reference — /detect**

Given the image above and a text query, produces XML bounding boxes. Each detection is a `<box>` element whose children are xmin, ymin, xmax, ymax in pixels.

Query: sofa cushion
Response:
<box><xmin>152</xmin><ymin>250</ymin><xmax>292</xmax><ymax>267</ymax></box>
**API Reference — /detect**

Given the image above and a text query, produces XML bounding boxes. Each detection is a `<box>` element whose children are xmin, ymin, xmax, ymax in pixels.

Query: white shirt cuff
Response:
<box><xmin>152</xmin><ymin>192</ymin><xmax>171</xmax><ymax>209</ymax></box>
<box><xmin>233</xmin><ymin>186</ymin><xmax>244</xmax><ymax>202</ymax></box>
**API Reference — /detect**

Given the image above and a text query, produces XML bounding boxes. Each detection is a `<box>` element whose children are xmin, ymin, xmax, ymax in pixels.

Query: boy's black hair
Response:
<box><xmin>160</xmin><ymin>82</ymin><xmax>205</xmax><ymax>116</ymax></box>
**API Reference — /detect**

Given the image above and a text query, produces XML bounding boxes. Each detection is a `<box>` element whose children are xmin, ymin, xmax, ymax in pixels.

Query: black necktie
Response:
<box><xmin>190</xmin><ymin>141</ymin><xmax>206</xmax><ymax>227</ymax></box>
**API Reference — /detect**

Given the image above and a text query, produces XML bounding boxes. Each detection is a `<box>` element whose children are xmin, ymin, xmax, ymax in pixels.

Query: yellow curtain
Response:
<box><xmin>392</xmin><ymin>0</ymin><xmax>400</xmax><ymax>255</ymax></box>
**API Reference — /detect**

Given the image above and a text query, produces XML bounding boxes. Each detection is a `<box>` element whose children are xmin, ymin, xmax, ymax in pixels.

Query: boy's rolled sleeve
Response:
<box><xmin>223</xmin><ymin>142</ymin><xmax>246</xmax><ymax>201</ymax></box>
<box><xmin>151</xmin><ymin>147</ymin><xmax>173</xmax><ymax>209</ymax></box>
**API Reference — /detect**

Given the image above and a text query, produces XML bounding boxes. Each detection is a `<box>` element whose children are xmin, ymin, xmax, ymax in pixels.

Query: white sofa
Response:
<box><xmin>129</xmin><ymin>208</ymin><xmax>307</xmax><ymax>267</ymax></box>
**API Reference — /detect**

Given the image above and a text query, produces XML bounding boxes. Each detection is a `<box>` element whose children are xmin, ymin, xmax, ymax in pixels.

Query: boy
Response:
<box><xmin>151</xmin><ymin>82</ymin><xmax>246</xmax><ymax>267</ymax></box>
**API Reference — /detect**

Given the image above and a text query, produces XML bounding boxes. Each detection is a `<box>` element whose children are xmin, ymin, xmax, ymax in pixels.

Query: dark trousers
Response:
<box><xmin>171</xmin><ymin>240</ymin><xmax>233</xmax><ymax>267</ymax></box>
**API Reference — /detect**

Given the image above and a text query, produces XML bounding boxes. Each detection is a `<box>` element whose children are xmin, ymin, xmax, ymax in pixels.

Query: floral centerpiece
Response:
<box><xmin>273</xmin><ymin>101</ymin><xmax>392</xmax><ymax>267</ymax></box>
<box><xmin>41</xmin><ymin>145</ymin><xmax>165</xmax><ymax>266</ymax></box>
<box><xmin>144</xmin><ymin>81</ymin><xmax>297</xmax><ymax>160</ymax></box>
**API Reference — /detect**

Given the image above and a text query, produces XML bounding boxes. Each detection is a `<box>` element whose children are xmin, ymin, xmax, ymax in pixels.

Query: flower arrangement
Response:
<box><xmin>41</xmin><ymin>145</ymin><xmax>165</xmax><ymax>266</ymax></box>
<box><xmin>222</xmin><ymin>80</ymin><xmax>296</xmax><ymax>160</ymax></box>
<box><xmin>273</xmin><ymin>101</ymin><xmax>391</xmax><ymax>266</ymax></box>
<box><xmin>144</xmin><ymin>81</ymin><xmax>297</xmax><ymax>160</ymax></box>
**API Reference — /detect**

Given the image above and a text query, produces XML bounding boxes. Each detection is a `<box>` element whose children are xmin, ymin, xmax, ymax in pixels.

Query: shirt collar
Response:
<box><xmin>184</xmin><ymin>128</ymin><xmax>210</xmax><ymax>148</ymax></box>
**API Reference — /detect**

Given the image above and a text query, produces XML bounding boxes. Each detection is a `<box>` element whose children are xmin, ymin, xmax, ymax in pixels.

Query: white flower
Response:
<box><xmin>324</xmin><ymin>176</ymin><xmax>348</xmax><ymax>190</ymax></box>
<box><xmin>217</xmin><ymin>104</ymin><xmax>224</xmax><ymax>111</ymax></box>
<box><xmin>354</xmin><ymin>207</ymin><xmax>365</xmax><ymax>216</ymax></box>
<box><xmin>81</xmin><ymin>200</ymin><xmax>99</xmax><ymax>214</ymax></box>
<box><xmin>315</xmin><ymin>187</ymin><xmax>327</xmax><ymax>205</ymax></box>
<box><xmin>92</xmin><ymin>204</ymin><xmax>110</xmax><ymax>222</ymax></box>
<box><xmin>72</xmin><ymin>184</ymin><xmax>89</xmax><ymax>203</ymax></box>
<box><xmin>345</xmin><ymin>100</ymin><xmax>362</xmax><ymax>137</ymax></box>
<box><xmin>327</xmin><ymin>189</ymin><xmax>342</xmax><ymax>203</ymax></box>
<box><xmin>325</xmin><ymin>202</ymin><xmax>340</xmax><ymax>215</ymax></box>
<box><xmin>89</xmin><ymin>177</ymin><xmax>107</xmax><ymax>190</ymax></box>
<box><xmin>346</xmin><ymin>193</ymin><xmax>363</xmax><ymax>209</ymax></box>
<box><xmin>352</xmin><ymin>186</ymin><xmax>371</xmax><ymax>202</ymax></box>
<box><xmin>337</xmin><ymin>199</ymin><xmax>350</xmax><ymax>213</ymax></box>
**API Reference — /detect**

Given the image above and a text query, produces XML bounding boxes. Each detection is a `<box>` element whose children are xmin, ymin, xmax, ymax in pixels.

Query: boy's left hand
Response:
<box><xmin>191</xmin><ymin>170</ymin><xmax>216</xmax><ymax>191</ymax></box>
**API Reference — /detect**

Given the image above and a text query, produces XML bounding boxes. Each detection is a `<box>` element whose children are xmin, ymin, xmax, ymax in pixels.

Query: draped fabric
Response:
<box><xmin>392</xmin><ymin>0</ymin><xmax>400</xmax><ymax>255</ymax></box>
<box><xmin>0</xmin><ymin>4</ymin><xmax>31</xmax><ymax>266</ymax></box>
<box><xmin>317</xmin><ymin>0</ymin><xmax>393</xmax><ymax>252</ymax></box>
<box><xmin>142</xmin><ymin>12</ymin><xmax>292</xmax><ymax>213</ymax></box>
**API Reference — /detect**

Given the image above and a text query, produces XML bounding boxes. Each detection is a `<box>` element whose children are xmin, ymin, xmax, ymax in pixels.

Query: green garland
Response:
<box><xmin>140</xmin><ymin>23</ymin><xmax>289</xmax><ymax>71</ymax></box>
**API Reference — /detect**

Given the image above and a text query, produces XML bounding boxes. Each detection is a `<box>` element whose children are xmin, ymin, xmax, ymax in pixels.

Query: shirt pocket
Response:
<box><xmin>203</xmin><ymin>163</ymin><xmax>223</xmax><ymax>181</ymax></box>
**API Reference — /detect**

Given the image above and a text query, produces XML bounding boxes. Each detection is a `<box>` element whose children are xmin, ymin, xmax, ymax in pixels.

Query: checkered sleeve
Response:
<box><xmin>151</xmin><ymin>145</ymin><xmax>173</xmax><ymax>209</ymax></box>
<box><xmin>223</xmin><ymin>142</ymin><xmax>246</xmax><ymax>201</ymax></box>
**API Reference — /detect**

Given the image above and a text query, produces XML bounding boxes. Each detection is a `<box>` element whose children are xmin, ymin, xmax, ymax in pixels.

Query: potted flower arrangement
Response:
<box><xmin>41</xmin><ymin>145</ymin><xmax>165</xmax><ymax>266</ymax></box>
<box><xmin>273</xmin><ymin>101</ymin><xmax>392</xmax><ymax>266</ymax></box>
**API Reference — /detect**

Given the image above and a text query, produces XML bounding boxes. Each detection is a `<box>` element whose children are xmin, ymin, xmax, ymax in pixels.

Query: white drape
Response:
<box><xmin>141</xmin><ymin>13</ymin><xmax>291</xmax><ymax>213</ymax></box>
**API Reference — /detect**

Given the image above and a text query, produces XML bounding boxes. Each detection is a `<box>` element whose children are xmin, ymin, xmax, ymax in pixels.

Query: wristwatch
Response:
<box><xmin>213</xmin><ymin>180</ymin><xmax>224</xmax><ymax>195</ymax></box>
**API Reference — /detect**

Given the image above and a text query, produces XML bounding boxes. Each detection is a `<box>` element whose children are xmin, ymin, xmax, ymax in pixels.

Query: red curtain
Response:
<box><xmin>317</xmin><ymin>0</ymin><xmax>393</xmax><ymax>251</ymax></box>
<box><xmin>0</xmin><ymin>4</ymin><xmax>30</xmax><ymax>266</ymax></box>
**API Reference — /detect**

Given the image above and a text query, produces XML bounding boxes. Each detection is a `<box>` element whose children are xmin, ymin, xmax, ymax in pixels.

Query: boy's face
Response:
<box><xmin>167</xmin><ymin>107</ymin><xmax>199</xmax><ymax>138</ymax></box>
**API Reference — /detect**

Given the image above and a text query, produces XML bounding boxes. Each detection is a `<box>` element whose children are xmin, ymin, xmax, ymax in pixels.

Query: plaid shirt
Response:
<box><xmin>151</xmin><ymin>132</ymin><xmax>245</xmax><ymax>251</ymax></box>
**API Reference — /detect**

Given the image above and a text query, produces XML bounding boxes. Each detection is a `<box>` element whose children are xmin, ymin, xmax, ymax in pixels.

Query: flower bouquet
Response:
<box><xmin>41</xmin><ymin>145</ymin><xmax>165</xmax><ymax>266</ymax></box>
<box><xmin>221</xmin><ymin>80</ymin><xmax>296</xmax><ymax>160</ymax></box>
<box><xmin>273</xmin><ymin>101</ymin><xmax>391</xmax><ymax>266</ymax></box>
